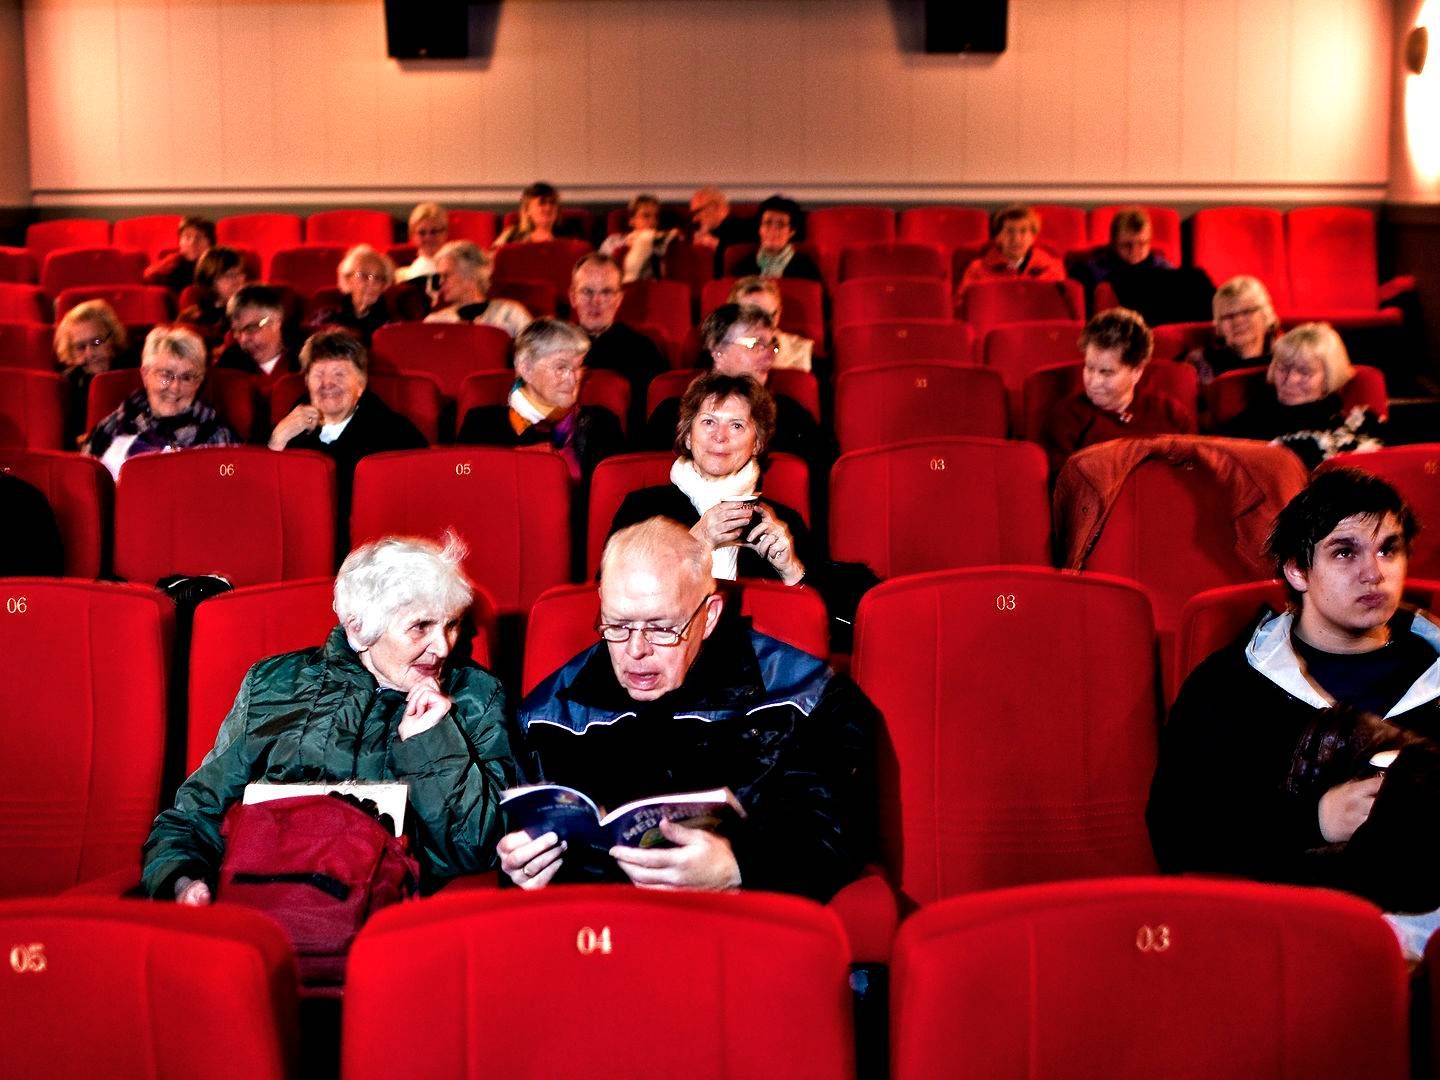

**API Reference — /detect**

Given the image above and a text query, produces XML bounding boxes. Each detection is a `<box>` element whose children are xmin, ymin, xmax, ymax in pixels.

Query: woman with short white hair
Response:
<box><xmin>142</xmin><ymin>532</ymin><xmax>515</xmax><ymax>904</ymax></box>
<box><xmin>82</xmin><ymin>323</ymin><xmax>240</xmax><ymax>480</ymax></box>
<box><xmin>424</xmin><ymin>240</ymin><xmax>531</xmax><ymax>338</ymax></box>
<box><xmin>306</xmin><ymin>243</ymin><xmax>399</xmax><ymax>345</ymax></box>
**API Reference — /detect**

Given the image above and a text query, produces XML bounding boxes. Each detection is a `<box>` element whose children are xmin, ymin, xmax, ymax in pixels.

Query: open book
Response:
<box><xmin>500</xmin><ymin>785</ymin><xmax>746</xmax><ymax>850</ymax></box>
<box><xmin>242</xmin><ymin>782</ymin><xmax>409</xmax><ymax>837</ymax></box>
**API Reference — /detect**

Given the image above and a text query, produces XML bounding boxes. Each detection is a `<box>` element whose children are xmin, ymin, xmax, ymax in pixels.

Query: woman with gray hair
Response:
<box><xmin>306</xmin><ymin>243</ymin><xmax>400</xmax><ymax>345</ymax></box>
<box><xmin>455</xmin><ymin>317</ymin><xmax>623</xmax><ymax>481</ymax></box>
<box><xmin>142</xmin><ymin>532</ymin><xmax>515</xmax><ymax>903</ymax></box>
<box><xmin>82</xmin><ymin>324</ymin><xmax>239</xmax><ymax>480</ymax></box>
<box><xmin>1187</xmin><ymin>275</ymin><xmax>1282</xmax><ymax>384</ymax></box>
<box><xmin>424</xmin><ymin>240</ymin><xmax>531</xmax><ymax>338</ymax></box>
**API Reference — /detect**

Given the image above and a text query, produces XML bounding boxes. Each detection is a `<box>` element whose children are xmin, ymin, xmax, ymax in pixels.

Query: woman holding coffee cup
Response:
<box><xmin>608</xmin><ymin>370</ymin><xmax>811</xmax><ymax>586</ymax></box>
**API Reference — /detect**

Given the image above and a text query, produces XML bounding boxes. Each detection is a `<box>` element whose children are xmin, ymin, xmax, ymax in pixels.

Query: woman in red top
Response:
<box><xmin>957</xmin><ymin>203</ymin><xmax>1067</xmax><ymax>294</ymax></box>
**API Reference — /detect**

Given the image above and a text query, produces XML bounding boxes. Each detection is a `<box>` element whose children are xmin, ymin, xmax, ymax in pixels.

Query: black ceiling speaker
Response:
<box><xmin>385</xmin><ymin>1</ymin><xmax>472</xmax><ymax>60</ymax></box>
<box><xmin>924</xmin><ymin>0</ymin><xmax>1008</xmax><ymax>53</ymax></box>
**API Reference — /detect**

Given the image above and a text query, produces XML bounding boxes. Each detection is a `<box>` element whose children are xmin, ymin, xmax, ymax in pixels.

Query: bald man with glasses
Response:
<box><xmin>498</xmin><ymin>516</ymin><xmax>877</xmax><ymax>898</ymax></box>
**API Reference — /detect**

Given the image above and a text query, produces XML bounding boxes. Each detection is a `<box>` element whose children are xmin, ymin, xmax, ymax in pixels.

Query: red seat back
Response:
<box><xmin>492</xmin><ymin>238</ymin><xmax>594</xmax><ymax>298</ymax></box>
<box><xmin>113</xmin><ymin>447</ymin><xmax>336</xmax><ymax>586</ymax></box>
<box><xmin>897</xmin><ymin>206</ymin><xmax>989</xmax><ymax>251</ymax></box>
<box><xmin>1207</xmin><ymin>364</ymin><xmax>1389</xmax><ymax>427</ymax></box>
<box><xmin>1030</xmin><ymin>203</ymin><xmax>1089</xmax><ymax>256</ymax></box>
<box><xmin>445</xmin><ymin>209</ymin><xmax>498</xmax><ymax>247</ymax></box>
<box><xmin>890</xmin><ymin>878</ymin><xmax>1410</xmax><ymax>1080</ymax></box>
<box><xmin>836</xmin><ymin>362</ymin><xmax>1007</xmax><ymax>452</ymax></box>
<box><xmin>0</xmin><ymin>898</ymin><xmax>298</xmax><ymax>1077</ymax></box>
<box><xmin>305</xmin><ymin>209</ymin><xmax>394</xmax><ymax>248</ymax></box>
<box><xmin>41</xmin><ymin>248</ymin><xmax>147</xmax><ymax>294</ymax></box>
<box><xmin>1316</xmin><ymin>444</ymin><xmax>1440</xmax><ymax>578</ymax></box>
<box><xmin>344</xmin><ymin>888</ymin><xmax>853</xmax><ymax>1080</ymax></box>
<box><xmin>370</xmin><ymin>321</ymin><xmax>512</xmax><ymax>400</ymax></box>
<box><xmin>959</xmin><ymin>280</ymin><xmax>1086</xmax><ymax>336</ymax></box>
<box><xmin>838</xmin><ymin>242</ymin><xmax>948</xmax><ymax>284</ymax></box>
<box><xmin>25</xmin><ymin>219</ymin><xmax>110</xmax><ymax>264</ymax></box>
<box><xmin>268</xmin><ymin>369</ymin><xmax>445</xmax><ymax>446</ymax></box>
<box><xmin>0</xmin><ymin>580</ymin><xmax>172</xmax><ymax>895</ymax></box>
<box><xmin>854</xmin><ymin>569</ymin><xmax>1159</xmax><ymax>905</ymax></box>
<box><xmin>0</xmin><ymin>322</ymin><xmax>56</xmax><ymax>371</ymax></box>
<box><xmin>1150</xmin><ymin>321</ymin><xmax>1214</xmax><ymax>363</ymax></box>
<box><xmin>617</xmin><ymin>279</ymin><xmax>692</xmax><ymax>346</ymax></box>
<box><xmin>0</xmin><ymin>246</ymin><xmax>36</xmax><ymax>284</ymax></box>
<box><xmin>268</xmin><ymin>244</ymin><xmax>348</xmax><ymax>297</ymax></box>
<box><xmin>86</xmin><ymin>367</ymin><xmax>258</xmax><ymax>442</ymax></box>
<box><xmin>216</xmin><ymin>213</ymin><xmax>303</xmax><ymax>275</ymax></box>
<box><xmin>0</xmin><ymin>369</ymin><xmax>67</xmax><ymax>449</ymax></box>
<box><xmin>1286</xmin><ymin>206</ymin><xmax>1382</xmax><ymax>311</ymax></box>
<box><xmin>0</xmin><ymin>449</ymin><xmax>113</xmax><ymax>577</ymax></box>
<box><xmin>113</xmin><ymin>214</ymin><xmax>183</xmax><ymax>260</ymax></box>
<box><xmin>833</xmin><ymin>319</ymin><xmax>975</xmax><ymax>372</ymax></box>
<box><xmin>487</xmin><ymin>277</ymin><xmax>557</xmax><ymax>318</ymax></box>
<box><xmin>0</xmin><ymin>285</ymin><xmax>51</xmax><ymax>324</ymax></box>
<box><xmin>55</xmin><ymin>284</ymin><xmax>175</xmax><ymax>323</ymax></box>
<box><xmin>350</xmin><ymin>447</ymin><xmax>570</xmax><ymax>615</ymax></box>
<box><xmin>980</xmin><ymin>319</ymin><xmax>1085</xmax><ymax>394</ymax></box>
<box><xmin>1087</xmin><ymin>204</ymin><xmax>1183</xmax><ymax>263</ymax></box>
<box><xmin>832</xmin><ymin>277</ymin><xmax>952</xmax><ymax>329</ymax></box>
<box><xmin>699</xmin><ymin>276</ymin><xmax>825</xmax><ymax>346</ymax></box>
<box><xmin>1191</xmin><ymin>206</ymin><xmax>1290</xmax><ymax>309</ymax></box>
<box><xmin>830</xmin><ymin>437</ymin><xmax>1050</xmax><ymax>577</ymax></box>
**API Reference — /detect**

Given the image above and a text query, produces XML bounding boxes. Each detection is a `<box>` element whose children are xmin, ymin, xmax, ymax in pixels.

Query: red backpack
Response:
<box><xmin>218</xmin><ymin>792</ymin><xmax>420</xmax><ymax>992</ymax></box>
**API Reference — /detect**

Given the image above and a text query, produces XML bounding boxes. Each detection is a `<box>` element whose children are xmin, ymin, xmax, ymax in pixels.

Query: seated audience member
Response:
<box><xmin>1223</xmin><ymin>322</ymin><xmax>1383</xmax><ymax>469</ymax></box>
<box><xmin>1187</xmin><ymin>275</ymin><xmax>1281</xmax><ymax>384</ymax></box>
<box><xmin>688</xmin><ymin>186</ymin><xmax>752</xmax><ymax>273</ymax></box>
<box><xmin>957</xmin><ymin>203</ymin><xmax>1066</xmax><ymax>294</ymax></box>
<box><xmin>268</xmin><ymin>328</ymin><xmax>426</xmax><ymax>525</ymax></box>
<box><xmin>396</xmin><ymin>202</ymin><xmax>449</xmax><ymax>282</ymax></box>
<box><xmin>729</xmin><ymin>276</ymin><xmax>813</xmax><ymax>372</ymax></box>
<box><xmin>599</xmin><ymin>193</ymin><xmax>680</xmax><ymax>283</ymax></box>
<box><xmin>1074</xmin><ymin>207</ymin><xmax>1173</xmax><ymax>289</ymax></box>
<box><xmin>493</xmin><ymin>181</ymin><xmax>563</xmax><ymax>247</ymax></box>
<box><xmin>84</xmin><ymin>324</ymin><xmax>240</xmax><ymax>480</ymax></box>
<box><xmin>179</xmin><ymin>246</ymin><xmax>249</xmax><ymax>347</ymax></box>
<box><xmin>1149</xmin><ymin>470</ymin><xmax>1440</xmax><ymax>923</ymax></box>
<box><xmin>1041</xmin><ymin>307</ymin><xmax>1195</xmax><ymax>474</ymax></box>
<box><xmin>728</xmin><ymin>195</ymin><xmax>821</xmax><ymax>282</ymax></box>
<box><xmin>570</xmin><ymin>254</ymin><xmax>667</xmax><ymax>427</ymax></box>
<box><xmin>1070</xmin><ymin>207</ymin><xmax>1212</xmax><ymax>326</ymax></box>
<box><xmin>143</xmin><ymin>533</ymin><xmax>515</xmax><ymax>902</ymax></box>
<box><xmin>307</xmin><ymin>244</ymin><xmax>398</xmax><ymax>344</ymax></box>
<box><xmin>424</xmin><ymin>240</ymin><xmax>532</xmax><ymax>338</ymax></box>
<box><xmin>497</xmin><ymin>517</ymin><xmax>876</xmax><ymax>899</ymax></box>
<box><xmin>612</xmin><ymin>372</ymin><xmax>814</xmax><ymax>587</ymax></box>
<box><xmin>216</xmin><ymin>285</ymin><xmax>298</xmax><ymax>387</ymax></box>
<box><xmin>54</xmin><ymin>300</ymin><xmax>126</xmax><ymax>446</ymax></box>
<box><xmin>647</xmin><ymin>303</ymin><xmax>828</xmax><ymax>468</ymax></box>
<box><xmin>0</xmin><ymin>473</ymin><xmax>63</xmax><ymax>576</ymax></box>
<box><xmin>142</xmin><ymin>215</ymin><xmax>215</xmax><ymax>293</ymax></box>
<box><xmin>455</xmin><ymin>318</ymin><xmax>622</xmax><ymax>483</ymax></box>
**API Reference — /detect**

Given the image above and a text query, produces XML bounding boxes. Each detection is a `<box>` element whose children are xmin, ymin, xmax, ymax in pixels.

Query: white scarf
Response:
<box><xmin>670</xmin><ymin>456</ymin><xmax>760</xmax><ymax>580</ymax></box>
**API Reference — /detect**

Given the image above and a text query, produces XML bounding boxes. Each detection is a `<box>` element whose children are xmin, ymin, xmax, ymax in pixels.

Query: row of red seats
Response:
<box><xmin>2</xmin><ymin>876</ymin><xmax>1421</xmax><ymax>1080</ymax></box>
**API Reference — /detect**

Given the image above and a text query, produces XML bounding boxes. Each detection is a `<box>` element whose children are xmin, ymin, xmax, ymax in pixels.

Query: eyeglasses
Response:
<box><xmin>414</xmin><ymin>226</ymin><xmax>448</xmax><ymax>238</ymax></box>
<box><xmin>726</xmin><ymin>335</ymin><xmax>779</xmax><ymax>355</ymax></box>
<box><xmin>234</xmin><ymin>315</ymin><xmax>274</xmax><ymax>336</ymax></box>
<box><xmin>1218</xmin><ymin>306</ymin><xmax>1263</xmax><ymax>322</ymax></box>
<box><xmin>576</xmin><ymin>287</ymin><xmax>620</xmax><ymax>301</ymax></box>
<box><xmin>150</xmin><ymin>368</ymin><xmax>201</xmax><ymax>388</ymax></box>
<box><xmin>71</xmin><ymin>334</ymin><xmax>111</xmax><ymax>352</ymax></box>
<box><xmin>596</xmin><ymin>594</ymin><xmax>713</xmax><ymax>647</ymax></box>
<box><xmin>1274</xmin><ymin>362</ymin><xmax>1319</xmax><ymax>380</ymax></box>
<box><xmin>348</xmin><ymin>270</ymin><xmax>384</xmax><ymax>283</ymax></box>
<box><xmin>539</xmin><ymin>359</ymin><xmax>585</xmax><ymax>380</ymax></box>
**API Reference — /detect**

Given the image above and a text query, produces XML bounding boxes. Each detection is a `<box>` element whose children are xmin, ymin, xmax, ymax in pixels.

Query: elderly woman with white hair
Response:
<box><xmin>1224</xmin><ymin>321</ymin><xmax>1384</xmax><ymax>468</ymax></box>
<box><xmin>455</xmin><ymin>318</ymin><xmax>623</xmax><ymax>482</ymax></box>
<box><xmin>1187</xmin><ymin>275</ymin><xmax>1282</xmax><ymax>385</ymax></box>
<box><xmin>424</xmin><ymin>240</ymin><xmax>531</xmax><ymax>338</ymax></box>
<box><xmin>306</xmin><ymin>243</ymin><xmax>402</xmax><ymax>345</ymax></box>
<box><xmin>141</xmin><ymin>533</ymin><xmax>515</xmax><ymax>903</ymax></box>
<box><xmin>82</xmin><ymin>324</ymin><xmax>240</xmax><ymax>480</ymax></box>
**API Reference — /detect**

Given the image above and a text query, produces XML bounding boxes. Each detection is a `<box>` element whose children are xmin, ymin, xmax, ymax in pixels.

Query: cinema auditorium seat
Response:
<box><xmin>1316</xmin><ymin>444</ymin><xmax>1440</xmax><ymax>578</ymax></box>
<box><xmin>0</xmin><ymin>369</ymin><xmax>67</xmax><ymax>449</ymax></box>
<box><xmin>305</xmin><ymin>208</ymin><xmax>394</xmax><ymax>248</ymax></box>
<box><xmin>216</xmin><ymin>213</ymin><xmax>303</xmax><ymax>274</ymax></box>
<box><xmin>958</xmin><ymin>279</ymin><xmax>1086</xmax><ymax>337</ymax></box>
<box><xmin>1206</xmin><ymin>364</ymin><xmax>1388</xmax><ymax>427</ymax></box>
<box><xmin>1088</xmin><ymin>203</ymin><xmax>1183</xmax><ymax>263</ymax></box>
<box><xmin>369</xmin><ymin>321</ymin><xmax>512</xmax><ymax>401</ymax></box>
<box><xmin>833</xmin><ymin>277</ymin><xmax>952</xmax><ymax>329</ymax></box>
<box><xmin>1020</xmin><ymin>359</ymin><xmax>1198</xmax><ymax>444</ymax></box>
<box><xmin>833</xmin><ymin>319</ymin><xmax>975</xmax><ymax>372</ymax></box>
<box><xmin>269</xmin><ymin>369</ymin><xmax>446</xmax><ymax>445</ymax></box>
<box><xmin>0</xmin><ymin>449</ymin><xmax>113</xmax><ymax>577</ymax></box>
<box><xmin>25</xmin><ymin>218</ymin><xmax>109</xmax><ymax>263</ymax></box>
<box><xmin>836</xmin><ymin>362</ymin><xmax>1008</xmax><ymax>451</ymax></box>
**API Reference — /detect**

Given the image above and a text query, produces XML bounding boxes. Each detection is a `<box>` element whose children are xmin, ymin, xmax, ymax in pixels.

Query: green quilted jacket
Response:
<box><xmin>142</xmin><ymin>625</ymin><xmax>514</xmax><ymax>897</ymax></box>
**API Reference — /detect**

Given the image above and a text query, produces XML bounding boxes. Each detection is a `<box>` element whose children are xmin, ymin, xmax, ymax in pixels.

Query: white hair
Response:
<box><xmin>141</xmin><ymin>324</ymin><xmax>207</xmax><ymax>372</ymax></box>
<box><xmin>334</xmin><ymin>533</ymin><xmax>472</xmax><ymax>648</ymax></box>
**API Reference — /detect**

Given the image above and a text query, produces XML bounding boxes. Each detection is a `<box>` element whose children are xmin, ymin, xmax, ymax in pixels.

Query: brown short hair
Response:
<box><xmin>1079</xmin><ymin>307</ymin><xmax>1153</xmax><ymax>367</ymax></box>
<box><xmin>674</xmin><ymin>371</ymin><xmax>777</xmax><ymax>459</ymax></box>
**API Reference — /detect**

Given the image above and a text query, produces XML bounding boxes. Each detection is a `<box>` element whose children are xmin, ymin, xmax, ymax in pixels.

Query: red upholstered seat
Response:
<box><xmin>897</xmin><ymin>206</ymin><xmax>990</xmax><ymax>252</ymax></box>
<box><xmin>0</xmin><ymin>284</ymin><xmax>51</xmax><ymax>323</ymax></box>
<box><xmin>1287</xmin><ymin>206</ymin><xmax>1411</xmax><ymax>314</ymax></box>
<box><xmin>830</xmin><ymin>437</ymin><xmax>1050</xmax><ymax>577</ymax></box>
<box><xmin>833</xmin><ymin>319</ymin><xmax>975</xmax><ymax>372</ymax></box>
<box><xmin>1316</xmin><ymin>444</ymin><xmax>1440</xmax><ymax>578</ymax></box>
<box><xmin>370</xmin><ymin>320</ymin><xmax>512</xmax><ymax>401</ymax></box>
<box><xmin>0</xmin><ymin>580</ymin><xmax>172</xmax><ymax>896</ymax></box>
<box><xmin>216</xmin><ymin>213</ymin><xmax>303</xmax><ymax>275</ymax></box>
<box><xmin>492</xmin><ymin>238</ymin><xmax>594</xmax><ymax>298</ymax></box>
<box><xmin>487</xmin><ymin>277</ymin><xmax>558</xmax><ymax>318</ymax></box>
<box><xmin>268</xmin><ymin>370</ymin><xmax>445</xmax><ymax>445</ymax></box>
<box><xmin>0</xmin><ymin>898</ymin><xmax>298</xmax><ymax>1078</ymax></box>
<box><xmin>305</xmin><ymin>208</ymin><xmax>394</xmax><ymax>248</ymax></box>
<box><xmin>0</xmin><ymin>369</ymin><xmax>67</xmax><ymax>449</ymax></box>
<box><xmin>0</xmin><ymin>449</ymin><xmax>112</xmax><ymax>577</ymax></box>
<box><xmin>40</xmin><ymin>247</ymin><xmax>147</xmax><ymax>294</ymax></box>
<box><xmin>838</xmin><ymin>242</ymin><xmax>948</xmax><ymax>284</ymax></box>
<box><xmin>833</xmin><ymin>277</ymin><xmax>952</xmax><ymax>329</ymax></box>
<box><xmin>54</xmin><ymin>283</ymin><xmax>175</xmax><ymax>324</ymax></box>
<box><xmin>980</xmin><ymin>319</ymin><xmax>1085</xmax><ymax>401</ymax></box>
<box><xmin>343</xmin><ymin>887</ymin><xmax>853</xmax><ymax>1080</ymax></box>
<box><xmin>268</xmin><ymin>244</ymin><xmax>348</xmax><ymax>297</ymax></box>
<box><xmin>86</xmin><ymin>366</ymin><xmax>258</xmax><ymax>443</ymax></box>
<box><xmin>853</xmin><ymin>568</ymin><xmax>1159</xmax><ymax>907</ymax></box>
<box><xmin>0</xmin><ymin>321</ymin><xmax>57</xmax><ymax>370</ymax></box>
<box><xmin>836</xmin><ymin>362</ymin><xmax>1007</xmax><ymax>451</ymax></box>
<box><xmin>1030</xmin><ymin>203</ymin><xmax>1089</xmax><ymax>256</ymax></box>
<box><xmin>958</xmin><ymin>279</ymin><xmax>1086</xmax><ymax>336</ymax></box>
<box><xmin>0</xmin><ymin>246</ymin><xmax>36</xmax><ymax>283</ymax></box>
<box><xmin>1150</xmin><ymin>320</ymin><xmax>1215</xmax><ymax>363</ymax></box>
<box><xmin>1020</xmin><ymin>359</ymin><xmax>1198</xmax><ymax>443</ymax></box>
<box><xmin>1191</xmin><ymin>206</ymin><xmax>1290</xmax><ymax>308</ymax></box>
<box><xmin>350</xmin><ymin>447</ymin><xmax>570</xmax><ymax>615</ymax></box>
<box><xmin>618</xmin><ymin>279</ymin><xmax>692</xmax><ymax>347</ymax></box>
<box><xmin>807</xmin><ymin>205</ymin><xmax>896</xmax><ymax>285</ymax></box>
<box><xmin>1088</xmin><ymin>203</ymin><xmax>1183</xmax><ymax>264</ymax></box>
<box><xmin>113</xmin><ymin>214</ymin><xmax>183</xmax><ymax>260</ymax></box>
<box><xmin>699</xmin><ymin>276</ymin><xmax>825</xmax><ymax>348</ymax></box>
<box><xmin>585</xmin><ymin>450</ymin><xmax>809</xmax><ymax>577</ymax></box>
<box><xmin>445</xmin><ymin>209</ymin><xmax>499</xmax><ymax>247</ymax></box>
<box><xmin>25</xmin><ymin>218</ymin><xmax>110</xmax><ymax>263</ymax></box>
<box><xmin>1206</xmin><ymin>363</ymin><xmax>1389</xmax><ymax>427</ymax></box>
<box><xmin>113</xmin><ymin>447</ymin><xmax>336</xmax><ymax>586</ymax></box>
<box><xmin>890</xmin><ymin>878</ymin><xmax>1410</xmax><ymax>1080</ymax></box>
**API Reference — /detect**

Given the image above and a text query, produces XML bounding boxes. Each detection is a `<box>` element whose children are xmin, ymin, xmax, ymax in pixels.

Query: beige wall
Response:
<box><xmin>22</xmin><ymin>0</ymin><xmax>1394</xmax><ymax>208</ymax></box>
<box><xmin>0</xmin><ymin>0</ymin><xmax>30</xmax><ymax>206</ymax></box>
<box><xmin>1389</xmin><ymin>0</ymin><xmax>1440</xmax><ymax>203</ymax></box>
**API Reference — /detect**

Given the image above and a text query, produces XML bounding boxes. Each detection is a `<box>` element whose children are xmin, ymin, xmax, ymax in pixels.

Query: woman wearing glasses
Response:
<box><xmin>305</xmin><ymin>244</ymin><xmax>402</xmax><ymax>346</ymax></box>
<box><xmin>1187</xmin><ymin>275</ymin><xmax>1281</xmax><ymax>385</ymax></box>
<box><xmin>83</xmin><ymin>324</ymin><xmax>239</xmax><ymax>480</ymax></box>
<box><xmin>54</xmin><ymin>300</ymin><xmax>126</xmax><ymax>446</ymax></box>
<box><xmin>612</xmin><ymin>370</ymin><xmax>813</xmax><ymax>588</ymax></box>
